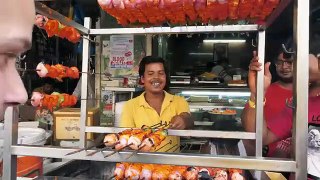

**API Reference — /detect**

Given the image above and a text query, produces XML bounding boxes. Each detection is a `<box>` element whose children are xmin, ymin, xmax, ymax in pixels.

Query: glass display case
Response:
<box><xmin>170</xmin><ymin>87</ymin><xmax>250</xmax><ymax>156</ymax></box>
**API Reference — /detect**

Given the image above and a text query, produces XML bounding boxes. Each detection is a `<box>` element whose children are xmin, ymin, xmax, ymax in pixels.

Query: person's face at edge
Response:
<box><xmin>0</xmin><ymin>0</ymin><xmax>35</xmax><ymax>120</ymax></box>
<box><xmin>141</xmin><ymin>63</ymin><xmax>166</xmax><ymax>95</ymax></box>
<box><xmin>275</xmin><ymin>53</ymin><xmax>294</xmax><ymax>83</ymax></box>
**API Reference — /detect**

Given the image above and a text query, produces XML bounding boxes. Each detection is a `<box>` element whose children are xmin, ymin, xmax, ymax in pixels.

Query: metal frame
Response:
<box><xmin>3</xmin><ymin>0</ymin><xmax>309</xmax><ymax>179</ymax></box>
<box><xmin>292</xmin><ymin>0</ymin><xmax>309</xmax><ymax>178</ymax></box>
<box><xmin>11</xmin><ymin>146</ymin><xmax>296</xmax><ymax>172</ymax></box>
<box><xmin>85</xmin><ymin>127</ymin><xmax>256</xmax><ymax>140</ymax></box>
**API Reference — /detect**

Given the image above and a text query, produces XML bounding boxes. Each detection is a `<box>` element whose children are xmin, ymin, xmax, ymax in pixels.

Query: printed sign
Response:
<box><xmin>110</xmin><ymin>35</ymin><xmax>134</xmax><ymax>69</ymax></box>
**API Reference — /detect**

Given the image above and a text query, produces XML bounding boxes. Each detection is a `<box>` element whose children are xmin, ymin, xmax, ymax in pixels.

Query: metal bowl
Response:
<box><xmin>191</xmin><ymin>110</ymin><xmax>206</xmax><ymax>121</ymax></box>
<box><xmin>208</xmin><ymin>112</ymin><xmax>236</xmax><ymax>121</ymax></box>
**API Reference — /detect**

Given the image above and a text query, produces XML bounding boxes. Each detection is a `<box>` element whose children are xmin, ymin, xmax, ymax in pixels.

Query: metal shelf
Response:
<box><xmin>85</xmin><ymin>127</ymin><xmax>255</xmax><ymax>140</ymax></box>
<box><xmin>11</xmin><ymin>146</ymin><xmax>296</xmax><ymax>172</ymax></box>
<box><xmin>194</xmin><ymin>121</ymin><xmax>214</xmax><ymax>126</ymax></box>
<box><xmin>90</xmin><ymin>25</ymin><xmax>259</xmax><ymax>35</ymax></box>
<box><xmin>102</xmin><ymin>87</ymin><xmax>143</xmax><ymax>92</ymax></box>
<box><xmin>189</xmin><ymin>103</ymin><xmax>245</xmax><ymax>110</ymax></box>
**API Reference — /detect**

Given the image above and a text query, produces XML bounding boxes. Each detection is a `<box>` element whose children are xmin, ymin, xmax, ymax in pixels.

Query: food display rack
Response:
<box><xmin>3</xmin><ymin>0</ymin><xmax>309</xmax><ymax>179</ymax></box>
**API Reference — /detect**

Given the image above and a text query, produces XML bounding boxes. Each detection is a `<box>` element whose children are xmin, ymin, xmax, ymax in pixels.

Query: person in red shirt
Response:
<box><xmin>244</xmin><ymin>53</ymin><xmax>320</xmax><ymax>179</ymax></box>
<box><xmin>241</xmin><ymin>44</ymin><xmax>294</xmax><ymax>157</ymax></box>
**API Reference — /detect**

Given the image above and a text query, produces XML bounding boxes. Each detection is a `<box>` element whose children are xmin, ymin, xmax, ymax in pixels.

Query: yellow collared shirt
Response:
<box><xmin>119</xmin><ymin>91</ymin><xmax>190</xmax><ymax>152</ymax></box>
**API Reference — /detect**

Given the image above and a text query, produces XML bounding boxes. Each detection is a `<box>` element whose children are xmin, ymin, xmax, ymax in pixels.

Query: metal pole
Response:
<box><xmin>3</xmin><ymin>106</ymin><xmax>19</xmax><ymax>180</ymax></box>
<box><xmin>255</xmin><ymin>30</ymin><xmax>266</xmax><ymax>157</ymax></box>
<box><xmin>146</xmin><ymin>35</ymin><xmax>152</xmax><ymax>56</ymax></box>
<box><xmin>79</xmin><ymin>17</ymin><xmax>91</xmax><ymax>148</ymax></box>
<box><xmin>95</xmin><ymin>18</ymin><xmax>102</xmax><ymax>108</ymax></box>
<box><xmin>293</xmin><ymin>0</ymin><xmax>309</xmax><ymax>179</ymax></box>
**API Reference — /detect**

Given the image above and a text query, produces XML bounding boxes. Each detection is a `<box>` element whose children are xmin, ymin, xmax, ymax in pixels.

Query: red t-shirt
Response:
<box><xmin>268</xmin><ymin>96</ymin><xmax>320</xmax><ymax>179</ymax></box>
<box><xmin>268</xmin><ymin>96</ymin><xmax>320</xmax><ymax>139</ymax></box>
<box><xmin>264</xmin><ymin>83</ymin><xmax>292</xmax><ymax>156</ymax></box>
<box><xmin>264</xmin><ymin>83</ymin><xmax>293</xmax><ymax>120</ymax></box>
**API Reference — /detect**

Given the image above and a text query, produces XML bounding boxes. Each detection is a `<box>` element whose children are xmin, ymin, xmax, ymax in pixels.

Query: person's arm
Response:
<box><xmin>119</xmin><ymin>101</ymin><xmax>135</xmax><ymax>128</ymax></box>
<box><xmin>170</xmin><ymin>96</ymin><xmax>194</xmax><ymax>130</ymax></box>
<box><xmin>241</xmin><ymin>51</ymin><xmax>279</xmax><ymax>145</ymax></box>
<box><xmin>241</xmin><ymin>94</ymin><xmax>280</xmax><ymax>145</ymax></box>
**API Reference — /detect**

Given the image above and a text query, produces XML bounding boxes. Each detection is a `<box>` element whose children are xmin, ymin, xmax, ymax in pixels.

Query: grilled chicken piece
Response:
<box><xmin>140</xmin><ymin>164</ymin><xmax>155</xmax><ymax>180</ymax></box>
<box><xmin>151</xmin><ymin>165</ymin><xmax>171</xmax><ymax>180</ymax></box>
<box><xmin>128</xmin><ymin>129</ymin><xmax>152</xmax><ymax>150</ymax></box>
<box><xmin>114</xmin><ymin>162</ymin><xmax>128</xmax><ymax>180</ymax></box>
<box><xmin>104</xmin><ymin>134</ymin><xmax>119</xmax><ymax>146</ymax></box>
<box><xmin>168</xmin><ymin>166</ymin><xmax>187</xmax><ymax>180</ymax></box>
<box><xmin>183</xmin><ymin>166</ymin><xmax>199</xmax><ymax>180</ymax></box>
<box><xmin>125</xmin><ymin>163</ymin><xmax>142</xmax><ymax>180</ymax></box>
<box><xmin>213</xmin><ymin>168</ymin><xmax>228</xmax><ymax>180</ymax></box>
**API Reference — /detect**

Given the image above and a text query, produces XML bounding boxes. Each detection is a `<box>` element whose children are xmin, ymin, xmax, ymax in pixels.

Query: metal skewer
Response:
<box><xmin>165</xmin><ymin>144</ymin><xmax>178</xmax><ymax>152</ymax></box>
<box><xmin>125</xmin><ymin>144</ymin><xmax>147</xmax><ymax>160</ymax></box>
<box><xmin>65</xmin><ymin>144</ymin><xmax>96</xmax><ymax>156</ymax></box>
<box><xmin>86</xmin><ymin>146</ymin><xmax>111</xmax><ymax>156</ymax></box>
<box><xmin>104</xmin><ymin>143</ymin><xmax>133</xmax><ymax>158</ymax></box>
<box><xmin>86</xmin><ymin>141</ymin><xmax>120</xmax><ymax>157</ymax></box>
<box><xmin>155</xmin><ymin>140</ymin><xmax>173</xmax><ymax>152</ymax></box>
<box><xmin>107</xmin><ymin>175</ymin><xmax>116</xmax><ymax>180</ymax></box>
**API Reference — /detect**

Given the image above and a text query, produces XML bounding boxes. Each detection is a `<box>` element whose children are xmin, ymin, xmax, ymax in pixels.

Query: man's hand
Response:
<box><xmin>248</xmin><ymin>51</ymin><xmax>272</xmax><ymax>98</ymax></box>
<box><xmin>170</xmin><ymin>112</ymin><xmax>193</xmax><ymax>130</ymax></box>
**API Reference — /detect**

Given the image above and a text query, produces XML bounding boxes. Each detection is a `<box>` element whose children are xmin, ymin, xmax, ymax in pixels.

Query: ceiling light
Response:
<box><xmin>203</xmin><ymin>39</ymin><xmax>246</xmax><ymax>43</ymax></box>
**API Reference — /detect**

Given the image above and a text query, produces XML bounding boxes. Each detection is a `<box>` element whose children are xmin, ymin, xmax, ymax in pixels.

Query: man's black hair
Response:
<box><xmin>138</xmin><ymin>56</ymin><xmax>167</xmax><ymax>77</ymax></box>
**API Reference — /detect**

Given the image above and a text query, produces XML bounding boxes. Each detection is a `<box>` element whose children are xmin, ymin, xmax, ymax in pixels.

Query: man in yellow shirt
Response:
<box><xmin>120</xmin><ymin>56</ymin><xmax>193</xmax><ymax>152</ymax></box>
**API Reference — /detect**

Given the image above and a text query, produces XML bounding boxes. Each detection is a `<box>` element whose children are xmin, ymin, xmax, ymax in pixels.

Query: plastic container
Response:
<box><xmin>0</xmin><ymin>127</ymin><xmax>46</xmax><ymax>178</ymax></box>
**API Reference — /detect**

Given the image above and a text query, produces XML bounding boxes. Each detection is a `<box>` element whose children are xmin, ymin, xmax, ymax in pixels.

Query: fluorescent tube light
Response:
<box><xmin>203</xmin><ymin>39</ymin><xmax>246</xmax><ymax>43</ymax></box>
<box><xmin>181</xmin><ymin>91</ymin><xmax>250</xmax><ymax>97</ymax></box>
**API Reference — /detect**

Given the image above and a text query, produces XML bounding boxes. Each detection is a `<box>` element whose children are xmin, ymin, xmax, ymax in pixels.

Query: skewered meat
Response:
<box><xmin>229</xmin><ymin>169</ymin><xmax>244</xmax><ymax>180</ymax></box>
<box><xmin>151</xmin><ymin>165</ymin><xmax>171</xmax><ymax>180</ymax></box>
<box><xmin>114</xmin><ymin>128</ymin><xmax>146</xmax><ymax>150</ymax></box>
<box><xmin>198</xmin><ymin>167</ymin><xmax>214</xmax><ymax>179</ymax></box>
<box><xmin>213</xmin><ymin>168</ymin><xmax>228</xmax><ymax>180</ymax></box>
<box><xmin>114</xmin><ymin>163</ymin><xmax>246</xmax><ymax>180</ymax></box>
<box><xmin>125</xmin><ymin>163</ymin><xmax>142</xmax><ymax>180</ymax></box>
<box><xmin>139</xmin><ymin>129</ymin><xmax>168</xmax><ymax>152</ymax></box>
<box><xmin>128</xmin><ymin>128</ymin><xmax>152</xmax><ymax>150</ymax></box>
<box><xmin>36</xmin><ymin>62</ymin><xmax>79</xmax><ymax>81</ymax></box>
<box><xmin>183</xmin><ymin>166</ymin><xmax>199</xmax><ymax>180</ymax></box>
<box><xmin>31</xmin><ymin>92</ymin><xmax>77</xmax><ymax>111</ymax></box>
<box><xmin>104</xmin><ymin>134</ymin><xmax>119</xmax><ymax>146</ymax></box>
<box><xmin>231</xmin><ymin>172</ymin><xmax>244</xmax><ymax>180</ymax></box>
<box><xmin>140</xmin><ymin>164</ymin><xmax>155</xmax><ymax>180</ymax></box>
<box><xmin>114</xmin><ymin>162</ymin><xmax>129</xmax><ymax>180</ymax></box>
<box><xmin>168</xmin><ymin>166</ymin><xmax>186</xmax><ymax>180</ymax></box>
<box><xmin>42</xmin><ymin>18</ymin><xmax>81</xmax><ymax>43</ymax></box>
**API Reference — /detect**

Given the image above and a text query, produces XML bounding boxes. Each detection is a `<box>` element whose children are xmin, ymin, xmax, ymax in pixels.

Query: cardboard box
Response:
<box><xmin>53</xmin><ymin>108</ymin><xmax>100</xmax><ymax>140</ymax></box>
